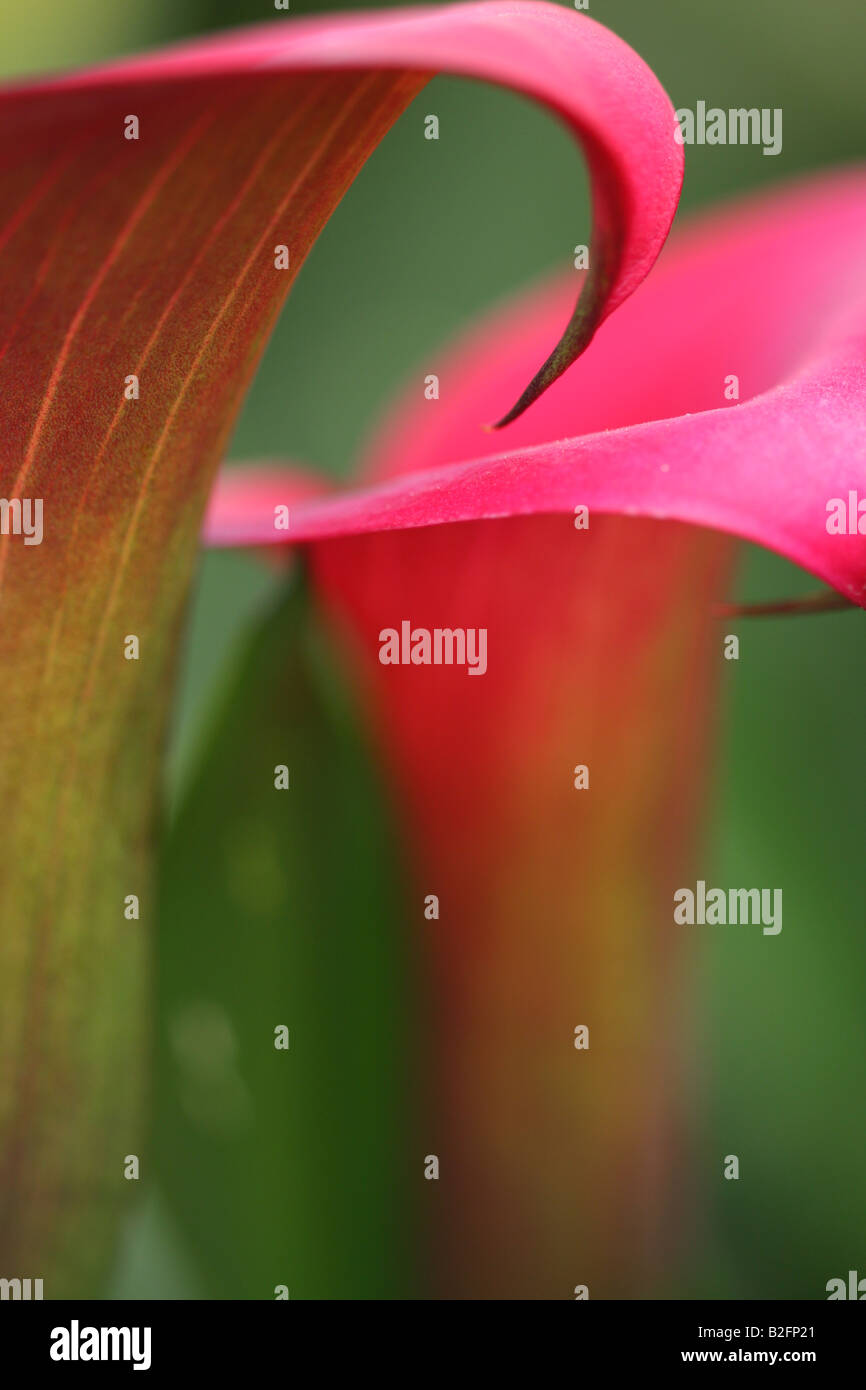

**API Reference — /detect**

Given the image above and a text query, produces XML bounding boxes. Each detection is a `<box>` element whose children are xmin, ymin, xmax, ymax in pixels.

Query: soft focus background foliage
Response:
<box><xmin>6</xmin><ymin>0</ymin><xmax>865</xmax><ymax>1297</ymax></box>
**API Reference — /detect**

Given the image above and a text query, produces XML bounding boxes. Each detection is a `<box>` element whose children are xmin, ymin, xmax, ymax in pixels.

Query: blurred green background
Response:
<box><xmin>6</xmin><ymin>0</ymin><xmax>864</xmax><ymax>1298</ymax></box>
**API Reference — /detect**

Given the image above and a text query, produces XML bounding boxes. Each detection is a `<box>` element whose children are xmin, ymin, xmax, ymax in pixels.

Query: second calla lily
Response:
<box><xmin>204</xmin><ymin>169</ymin><xmax>866</xmax><ymax>1297</ymax></box>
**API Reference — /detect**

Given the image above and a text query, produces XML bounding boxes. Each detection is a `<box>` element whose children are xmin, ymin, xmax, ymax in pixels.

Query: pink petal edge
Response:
<box><xmin>16</xmin><ymin>2</ymin><xmax>682</xmax><ymax>427</ymax></box>
<box><xmin>206</xmin><ymin>170</ymin><xmax>866</xmax><ymax>607</ymax></box>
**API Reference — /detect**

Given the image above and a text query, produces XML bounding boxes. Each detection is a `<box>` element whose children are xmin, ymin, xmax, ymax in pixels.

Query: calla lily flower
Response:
<box><xmin>0</xmin><ymin>0</ymin><xmax>862</xmax><ymax>1298</ymax></box>
<box><xmin>203</xmin><ymin>167</ymin><xmax>866</xmax><ymax>1299</ymax></box>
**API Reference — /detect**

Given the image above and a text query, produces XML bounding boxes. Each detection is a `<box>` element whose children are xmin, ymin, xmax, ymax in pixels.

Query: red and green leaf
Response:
<box><xmin>0</xmin><ymin>2</ymin><xmax>682</xmax><ymax>1293</ymax></box>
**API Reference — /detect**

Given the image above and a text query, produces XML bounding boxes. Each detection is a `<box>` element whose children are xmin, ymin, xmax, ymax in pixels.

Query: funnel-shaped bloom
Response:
<box><xmin>206</xmin><ymin>170</ymin><xmax>866</xmax><ymax>1295</ymax></box>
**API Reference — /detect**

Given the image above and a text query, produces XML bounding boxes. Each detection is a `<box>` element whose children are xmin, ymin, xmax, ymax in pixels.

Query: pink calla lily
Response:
<box><xmin>203</xmin><ymin>168</ymin><xmax>866</xmax><ymax>1296</ymax></box>
<box><xmin>0</xmin><ymin>0</ymin><xmax>862</xmax><ymax>1299</ymax></box>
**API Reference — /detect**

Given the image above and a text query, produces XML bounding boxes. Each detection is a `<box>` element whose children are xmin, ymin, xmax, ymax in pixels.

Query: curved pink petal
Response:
<box><xmin>25</xmin><ymin>1</ymin><xmax>683</xmax><ymax>429</ymax></box>
<box><xmin>203</xmin><ymin>462</ymin><xmax>330</xmax><ymax>545</ymax></box>
<box><xmin>208</xmin><ymin>170</ymin><xmax>866</xmax><ymax>606</ymax></box>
